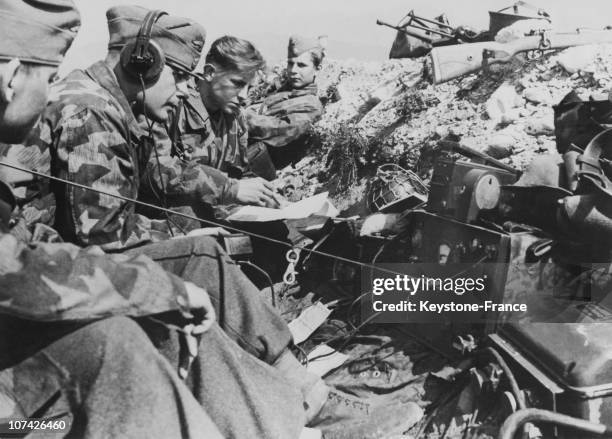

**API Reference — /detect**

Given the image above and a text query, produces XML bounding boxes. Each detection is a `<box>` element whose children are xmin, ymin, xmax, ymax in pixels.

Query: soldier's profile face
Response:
<box><xmin>201</xmin><ymin>66</ymin><xmax>254</xmax><ymax>115</ymax></box>
<box><xmin>138</xmin><ymin>65</ymin><xmax>187</xmax><ymax>124</ymax></box>
<box><xmin>0</xmin><ymin>61</ymin><xmax>57</xmax><ymax>143</ymax></box>
<box><xmin>287</xmin><ymin>52</ymin><xmax>316</xmax><ymax>90</ymax></box>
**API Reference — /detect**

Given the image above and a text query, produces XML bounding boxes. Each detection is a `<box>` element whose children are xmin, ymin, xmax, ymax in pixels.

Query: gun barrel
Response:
<box><xmin>407</xmin><ymin>13</ymin><xmax>455</xmax><ymax>31</ymax></box>
<box><xmin>376</xmin><ymin>19</ymin><xmax>434</xmax><ymax>44</ymax></box>
<box><xmin>408</xmin><ymin>21</ymin><xmax>454</xmax><ymax>38</ymax></box>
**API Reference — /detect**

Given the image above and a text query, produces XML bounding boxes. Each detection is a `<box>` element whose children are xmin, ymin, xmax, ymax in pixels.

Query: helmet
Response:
<box><xmin>368</xmin><ymin>164</ymin><xmax>428</xmax><ymax>213</ymax></box>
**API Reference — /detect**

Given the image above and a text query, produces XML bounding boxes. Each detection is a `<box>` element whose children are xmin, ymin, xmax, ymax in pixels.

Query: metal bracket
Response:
<box><xmin>283</xmin><ymin>247</ymin><xmax>302</xmax><ymax>285</ymax></box>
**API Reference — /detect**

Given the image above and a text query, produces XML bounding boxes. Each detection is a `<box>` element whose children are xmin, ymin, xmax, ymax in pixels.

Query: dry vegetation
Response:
<box><xmin>276</xmin><ymin>43</ymin><xmax>612</xmax><ymax>214</ymax></box>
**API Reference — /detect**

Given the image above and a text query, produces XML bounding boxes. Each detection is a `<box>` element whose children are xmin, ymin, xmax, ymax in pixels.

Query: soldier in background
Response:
<box><xmin>245</xmin><ymin>35</ymin><xmax>325</xmax><ymax>179</ymax></box>
<box><xmin>147</xmin><ymin>35</ymin><xmax>282</xmax><ymax>224</ymax></box>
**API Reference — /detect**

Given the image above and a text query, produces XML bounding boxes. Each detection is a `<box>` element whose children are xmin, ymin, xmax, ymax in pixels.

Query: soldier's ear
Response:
<box><xmin>0</xmin><ymin>59</ymin><xmax>21</xmax><ymax>104</ymax></box>
<box><xmin>202</xmin><ymin>64</ymin><xmax>216</xmax><ymax>82</ymax></box>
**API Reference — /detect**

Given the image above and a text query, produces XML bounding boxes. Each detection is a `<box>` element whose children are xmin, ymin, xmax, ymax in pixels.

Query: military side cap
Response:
<box><xmin>0</xmin><ymin>0</ymin><xmax>81</xmax><ymax>66</ymax></box>
<box><xmin>287</xmin><ymin>34</ymin><xmax>327</xmax><ymax>59</ymax></box>
<box><xmin>107</xmin><ymin>5</ymin><xmax>206</xmax><ymax>75</ymax></box>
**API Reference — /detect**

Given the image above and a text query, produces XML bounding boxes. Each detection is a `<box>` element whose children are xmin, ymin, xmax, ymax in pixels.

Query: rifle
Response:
<box><xmin>429</xmin><ymin>28</ymin><xmax>612</xmax><ymax>84</ymax></box>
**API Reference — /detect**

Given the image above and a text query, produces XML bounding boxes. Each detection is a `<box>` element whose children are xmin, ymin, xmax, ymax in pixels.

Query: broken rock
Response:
<box><xmin>434</xmin><ymin>125</ymin><xmax>449</xmax><ymax>138</ymax></box>
<box><xmin>525</xmin><ymin>115</ymin><xmax>555</xmax><ymax>136</ymax></box>
<box><xmin>495</xmin><ymin>19</ymin><xmax>553</xmax><ymax>43</ymax></box>
<box><xmin>557</xmin><ymin>45</ymin><xmax>598</xmax><ymax>74</ymax></box>
<box><xmin>501</xmin><ymin>108</ymin><xmax>522</xmax><ymax>124</ymax></box>
<box><xmin>486</xmin><ymin>132</ymin><xmax>516</xmax><ymax>159</ymax></box>
<box><xmin>523</xmin><ymin>87</ymin><xmax>551</xmax><ymax>105</ymax></box>
<box><xmin>485</xmin><ymin>82</ymin><xmax>523</xmax><ymax>124</ymax></box>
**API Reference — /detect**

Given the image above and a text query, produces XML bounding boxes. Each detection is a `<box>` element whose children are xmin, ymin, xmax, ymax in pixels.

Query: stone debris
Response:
<box><xmin>282</xmin><ymin>42</ymin><xmax>612</xmax><ymax>212</ymax></box>
<box><xmin>557</xmin><ymin>45</ymin><xmax>599</xmax><ymax>74</ymax></box>
<box><xmin>485</xmin><ymin>82</ymin><xmax>524</xmax><ymax>124</ymax></box>
<box><xmin>523</xmin><ymin>87</ymin><xmax>552</xmax><ymax>105</ymax></box>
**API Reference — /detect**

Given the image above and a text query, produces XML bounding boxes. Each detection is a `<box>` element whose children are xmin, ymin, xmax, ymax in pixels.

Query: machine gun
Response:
<box><xmin>376</xmin><ymin>19</ymin><xmax>437</xmax><ymax>46</ymax></box>
<box><xmin>377</xmin><ymin>11</ymin><xmax>490</xmax><ymax>59</ymax></box>
<box><xmin>428</xmin><ymin>28</ymin><xmax>612</xmax><ymax>84</ymax></box>
<box><xmin>377</xmin><ymin>17</ymin><xmax>488</xmax><ymax>46</ymax></box>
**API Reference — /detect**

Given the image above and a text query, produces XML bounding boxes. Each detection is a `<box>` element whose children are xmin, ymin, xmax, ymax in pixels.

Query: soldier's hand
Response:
<box><xmin>183</xmin><ymin>281</ymin><xmax>216</xmax><ymax>334</ymax></box>
<box><xmin>236</xmin><ymin>177</ymin><xmax>285</xmax><ymax>208</ymax></box>
<box><xmin>360</xmin><ymin>212</ymin><xmax>409</xmax><ymax>236</ymax></box>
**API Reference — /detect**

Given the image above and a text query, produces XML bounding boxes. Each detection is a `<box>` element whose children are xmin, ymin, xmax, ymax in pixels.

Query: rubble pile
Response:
<box><xmin>286</xmin><ymin>43</ymin><xmax>612</xmax><ymax>212</ymax></box>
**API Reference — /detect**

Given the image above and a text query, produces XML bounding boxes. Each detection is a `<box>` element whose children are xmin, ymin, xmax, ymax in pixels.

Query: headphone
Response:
<box><xmin>120</xmin><ymin>10</ymin><xmax>167</xmax><ymax>84</ymax></box>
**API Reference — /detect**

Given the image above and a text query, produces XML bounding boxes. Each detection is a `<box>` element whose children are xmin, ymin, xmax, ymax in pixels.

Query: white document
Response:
<box><xmin>306</xmin><ymin>344</ymin><xmax>349</xmax><ymax>377</ymax></box>
<box><xmin>226</xmin><ymin>192</ymin><xmax>338</xmax><ymax>222</ymax></box>
<box><xmin>288</xmin><ymin>302</ymin><xmax>333</xmax><ymax>344</ymax></box>
<box><xmin>298</xmin><ymin>427</ymin><xmax>322</xmax><ymax>439</ymax></box>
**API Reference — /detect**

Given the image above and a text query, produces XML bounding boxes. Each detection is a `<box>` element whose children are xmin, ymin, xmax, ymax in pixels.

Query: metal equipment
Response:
<box><xmin>427</xmin><ymin>140</ymin><xmax>519</xmax><ymax>223</ymax></box>
<box><xmin>368</xmin><ymin>163</ymin><xmax>428</xmax><ymax>214</ymax></box>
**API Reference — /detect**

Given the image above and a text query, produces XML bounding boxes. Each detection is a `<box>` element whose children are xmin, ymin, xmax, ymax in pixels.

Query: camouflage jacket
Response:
<box><xmin>18</xmin><ymin>61</ymin><xmax>243</xmax><ymax>250</ymax></box>
<box><xmin>141</xmin><ymin>104</ymin><xmax>240</xmax><ymax>210</ymax></box>
<box><xmin>13</xmin><ymin>61</ymin><xmax>173</xmax><ymax>250</ymax></box>
<box><xmin>0</xmin><ymin>231</ymin><xmax>189</xmax><ymax>322</ymax></box>
<box><xmin>0</xmin><ymin>225</ymin><xmax>194</xmax><ymax>373</ymax></box>
<box><xmin>163</xmin><ymin>86</ymin><xmax>250</xmax><ymax>175</ymax></box>
<box><xmin>246</xmin><ymin>83</ymin><xmax>323</xmax><ymax>149</ymax></box>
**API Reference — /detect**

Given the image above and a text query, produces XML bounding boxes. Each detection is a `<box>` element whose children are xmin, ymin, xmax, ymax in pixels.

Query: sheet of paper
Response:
<box><xmin>298</xmin><ymin>427</ymin><xmax>322</xmax><ymax>439</ymax></box>
<box><xmin>306</xmin><ymin>344</ymin><xmax>349</xmax><ymax>377</ymax></box>
<box><xmin>288</xmin><ymin>302</ymin><xmax>332</xmax><ymax>344</ymax></box>
<box><xmin>226</xmin><ymin>192</ymin><xmax>338</xmax><ymax>222</ymax></box>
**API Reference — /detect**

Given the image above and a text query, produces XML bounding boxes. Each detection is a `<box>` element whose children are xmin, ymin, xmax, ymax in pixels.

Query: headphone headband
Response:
<box><xmin>131</xmin><ymin>10</ymin><xmax>166</xmax><ymax>66</ymax></box>
<box><xmin>120</xmin><ymin>9</ymin><xmax>167</xmax><ymax>83</ymax></box>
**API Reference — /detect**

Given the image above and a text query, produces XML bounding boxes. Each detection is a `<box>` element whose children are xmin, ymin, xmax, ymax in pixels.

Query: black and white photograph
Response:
<box><xmin>1</xmin><ymin>0</ymin><xmax>612</xmax><ymax>438</ymax></box>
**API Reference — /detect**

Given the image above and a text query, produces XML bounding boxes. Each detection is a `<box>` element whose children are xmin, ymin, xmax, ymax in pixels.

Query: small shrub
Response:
<box><xmin>324</xmin><ymin>123</ymin><xmax>369</xmax><ymax>190</ymax></box>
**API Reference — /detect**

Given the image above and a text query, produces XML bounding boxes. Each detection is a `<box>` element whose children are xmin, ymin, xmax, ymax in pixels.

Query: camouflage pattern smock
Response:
<box><xmin>18</xmin><ymin>61</ymin><xmax>237</xmax><ymax>250</ymax></box>
<box><xmin>246</xmin><ymin>83</ymin><xmax>323</xmax><ymax>167</ymax></box>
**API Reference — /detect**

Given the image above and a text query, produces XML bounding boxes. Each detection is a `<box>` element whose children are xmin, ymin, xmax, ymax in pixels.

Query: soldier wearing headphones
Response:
<box><xmin>20</xmin><ymin>5</ymin><xmax>205</xmax><ymax>250</ymax></box>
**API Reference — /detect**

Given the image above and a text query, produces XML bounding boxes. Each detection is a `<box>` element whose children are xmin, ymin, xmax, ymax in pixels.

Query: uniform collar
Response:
<box><xmin>182</xmin><ymin>84</ymin><xmax>245</xmax><ymax>131</ymax></box>
<box><xmin>183</xmin><ymin>86</ymin><xmax>210</xmax><ymax>130</ymax></box>
<box><xmin>85</xmin><ymin>61</ymin><xmax>146</xmax><ymax>140</ymax></box>
<box><xmin>280</xmin><ymin>82</ymin><xmax>318</xmax><ymax>96</ymax></box>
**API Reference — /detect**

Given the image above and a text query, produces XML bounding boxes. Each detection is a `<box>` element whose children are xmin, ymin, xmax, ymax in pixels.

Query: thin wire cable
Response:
<box><xmin>306</xmin><ymin>311</ymin><xmax>384</xmax><ymax>363</ymax></box>
<box><xmin>294</xmin><ymin>344</ymin><xmax>309</xmax><ymax>368</ymax></box>
<box><xmin>0</xmin><ymin>161</ymin><xmax>421</xmax><ymax>279</ymax></box>
<box><xmin>346</xmin><ymin>291</ymin><xmax>372</xmax><ymax>331</ymax></box>
<box><xmin>138</xmin><ymin>74</ymin><xmax>183</xmax><ymax>236</ymax></box>
<box><xmin>238</xmin><ymin>260</ymin><xmax>276</xmax><ymax>308</ymax></box>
